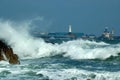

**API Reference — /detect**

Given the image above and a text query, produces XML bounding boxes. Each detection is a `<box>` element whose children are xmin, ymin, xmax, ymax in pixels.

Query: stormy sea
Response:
<box><xmin>0</xmin><ymin>20</ymin><xmax>120</xmax><ymax>80</ymax></box>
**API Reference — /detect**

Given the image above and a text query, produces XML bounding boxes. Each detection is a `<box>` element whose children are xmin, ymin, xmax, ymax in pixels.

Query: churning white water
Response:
<box><xmin>0</xmin><ymin>20</ymin><xmax>120</xmax><ymax>60</ymax></box>
<box><xmin>0</xmin><ymin>20</ymin><xmax>120</xmax><ymax>80</ymax></box>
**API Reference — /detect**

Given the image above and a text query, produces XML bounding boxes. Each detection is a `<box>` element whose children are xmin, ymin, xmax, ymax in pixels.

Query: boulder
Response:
<box><xmin>0</xmin><ymin>40</ymin><xmax>20</xmax><ymax>64</ymax></box>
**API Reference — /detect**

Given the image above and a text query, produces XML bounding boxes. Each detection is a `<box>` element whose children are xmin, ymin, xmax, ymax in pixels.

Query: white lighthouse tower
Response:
<box><xmin>67</xmin><ymin>24</ymin><xmax>76</xmax><ymax>38</ymax></box>
<box><xmin>69</xmin><ymin>25</ymin><xmax>72</xmax><ymax>33</ymax></box>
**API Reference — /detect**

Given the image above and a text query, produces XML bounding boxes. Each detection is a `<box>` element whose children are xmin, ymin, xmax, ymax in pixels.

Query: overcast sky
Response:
<box><xmin>0</xmin><ymin>0</ymin><xmax>120</xmax><ymax>35</ymax></box>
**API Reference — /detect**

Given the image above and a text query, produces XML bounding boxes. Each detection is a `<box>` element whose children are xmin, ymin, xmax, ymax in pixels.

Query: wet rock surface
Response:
<box><xmin>0</xmin><ymin>40</ymin><xmax>20</xmax><ymax>64</ymax></box>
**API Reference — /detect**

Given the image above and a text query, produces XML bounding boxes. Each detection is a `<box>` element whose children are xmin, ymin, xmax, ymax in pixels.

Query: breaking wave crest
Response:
<box><xmin>0</xmin><ymin>20</ymin><xmax>120</xmax><ymax>60</ymax></box>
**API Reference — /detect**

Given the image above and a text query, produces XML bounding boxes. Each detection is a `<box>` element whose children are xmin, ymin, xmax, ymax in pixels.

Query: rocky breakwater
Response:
<box><xmin>0</xmin><ymin>40</ymin><xmax>20</xmax><ymax>64</ymax></box>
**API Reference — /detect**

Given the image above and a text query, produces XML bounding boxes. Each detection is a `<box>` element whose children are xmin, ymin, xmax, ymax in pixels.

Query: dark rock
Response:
<box><xmin>0</xmin><ymin>40</ymin><xmax>20</xmax><ymax>64</ymax></box>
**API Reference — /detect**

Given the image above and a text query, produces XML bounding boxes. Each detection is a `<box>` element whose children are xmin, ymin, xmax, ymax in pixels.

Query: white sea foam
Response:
<box><xmin>59</xmin><ymin>40</ymin><xmax>120</xmax><ymax>60</ymax></box>
<box><xmin>0</xmin><ymin>63</ymin><xmax>120</xmax><ymax>80</ymax></box>
<box><xmin>1</xmin><ymin>66</ymin><xmax>120</xmax><ymax>80</ymax></box>
<box><xmin>0</xmin><ymin>20</ymin><xmax>120</xmax><ymax>60</ymax></box>
<box><xmin>36</xmin><ymin>68</ymin><xmax>120</xmax><ymax>80</ymax></box>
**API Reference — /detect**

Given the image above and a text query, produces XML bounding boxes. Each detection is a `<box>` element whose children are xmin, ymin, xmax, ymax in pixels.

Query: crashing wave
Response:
<box><xmin>0</xmin><ymin>20</ymin><xmax>120</xmax><ymax>60</ymax></box>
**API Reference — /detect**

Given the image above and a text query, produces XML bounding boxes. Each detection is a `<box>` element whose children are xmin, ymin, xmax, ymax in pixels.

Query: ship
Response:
<box><xmin>96</xmin><ymin>27</ymin><xmax>120</xmax><ymax>44</ymax></box>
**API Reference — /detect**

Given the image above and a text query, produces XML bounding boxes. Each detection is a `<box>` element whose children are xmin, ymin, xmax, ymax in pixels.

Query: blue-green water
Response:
<box><xmin>0</xmin><ymin>40</ymin><xmax>120</xmax><ymax>80</ymax></box>
<box><xmin>0</xmin><ymin>55</ymin><xmax>120</xmax><ymax>80</ymax></box>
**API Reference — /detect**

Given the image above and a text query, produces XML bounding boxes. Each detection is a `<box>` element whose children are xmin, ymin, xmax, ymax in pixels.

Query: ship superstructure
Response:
<box><xmin>101</xmin><ymin>27</ymin><xmax>114</xmax><ymax>40</ymax></box>
<box><xmin>96</xmin><ymin>27</ymin><xmax>120</xmax><ymax>44</ymax></box>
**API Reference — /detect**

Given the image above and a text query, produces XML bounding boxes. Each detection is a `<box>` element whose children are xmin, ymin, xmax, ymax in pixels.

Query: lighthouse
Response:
<box><xmin>68</xmin><ymin>25</ymin><xmax>72</xmax><ymax>33</ymax></box>
<box><xmin>67</xmin><ymin>25</ymin><xmax>76</xmax><ymax>39</ymax></box>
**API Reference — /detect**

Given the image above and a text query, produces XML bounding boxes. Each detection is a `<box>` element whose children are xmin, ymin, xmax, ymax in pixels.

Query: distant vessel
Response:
<box><xmin>96</xmin><ymin>27</ymin><xmax>120</xmax><ymax>44</ymax></box>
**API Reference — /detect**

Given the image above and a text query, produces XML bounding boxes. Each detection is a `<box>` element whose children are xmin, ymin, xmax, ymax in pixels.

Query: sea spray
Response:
<box><xmin>0</xmin><ymin>20</ymin><xmax>120</xmax><ymax>60</ymax></box>
<box><xmin>0</xmin><ymin>20</ymin><xmax>61</xmax><ymax>59</ymax></box>
<box><xmin>59</xmin><ymin>40</ymin><xmax>120</xmax><ymax>60</ymax></box>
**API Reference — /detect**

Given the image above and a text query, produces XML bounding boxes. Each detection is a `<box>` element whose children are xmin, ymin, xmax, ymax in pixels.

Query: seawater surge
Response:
<box><xmin>0</xmin><ymin>20</ymin><xmax>120</xmax><ymax>60</ymax></box>
<box><xmin>0</xmin><ymin>20</ymin><xmax>120</xmax><ymax>80</ymax></box>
